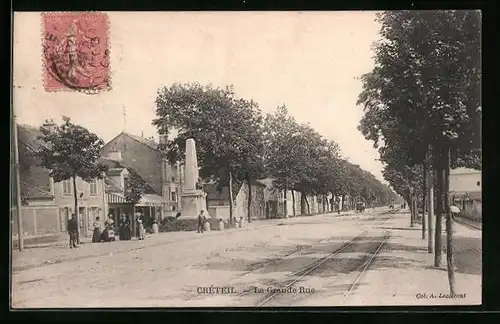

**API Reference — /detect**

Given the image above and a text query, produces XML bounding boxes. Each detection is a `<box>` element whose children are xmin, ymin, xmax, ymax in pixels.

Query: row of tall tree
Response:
<box><xmin>153</xmin><ymin>83</ymin><xmax>398</xmax><ymax>224</ymax></box>
<box><xmin>357</xmin><ymin>10</ymin><xmax>481</xmax><ymax>295</ymax></box>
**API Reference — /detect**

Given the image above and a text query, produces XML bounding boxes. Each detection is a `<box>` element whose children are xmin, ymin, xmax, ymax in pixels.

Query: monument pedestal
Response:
<box><xmin>180</xmin><ymin>190</ymin><xmax>208</xmax><ymax>219</ymax></box>
<box><xmin>179</xmin><ymin>138</ymin><xmax>209</xmax><ymax>219</ymax></box>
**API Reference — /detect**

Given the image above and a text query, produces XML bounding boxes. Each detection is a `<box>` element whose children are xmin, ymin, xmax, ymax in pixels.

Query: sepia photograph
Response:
<box><xmin>10</xmin><ymin>10</ymin><xmax>481</xmax><ymax>308</ymax></box>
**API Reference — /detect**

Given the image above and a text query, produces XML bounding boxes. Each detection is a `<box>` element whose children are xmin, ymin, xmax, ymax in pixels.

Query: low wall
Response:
<box><xmin>11</xmin><ymin>205</ymin><xmax>62</xmax><ymax>239</ymax></box>
<box><xmin>207</xmin><ymin>206</ymin><xmax>235</xmax><ymax>222</ymax></box>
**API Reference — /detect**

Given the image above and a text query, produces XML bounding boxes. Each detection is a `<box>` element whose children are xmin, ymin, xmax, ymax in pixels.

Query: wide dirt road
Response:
<box><xmin>11</xmin><ymin>209</ymin><xmax>399</xmax><ymax>308</ymax></box>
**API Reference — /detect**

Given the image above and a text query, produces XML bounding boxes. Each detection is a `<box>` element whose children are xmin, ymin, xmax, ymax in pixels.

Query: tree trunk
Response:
<box><xmin>283</xmin><ymin>188</ymin><xmax>288</xmax><ymax>218</ymax></box>
<box><xmin>428</xmin><ymin>168</ymin><xmax>435</xmax><ymax>254</ymax></box>
<box><xmin>409</xmin><ymin>189</ymin><xmax>415</xmax><ymax>227</ymax></box>
<box><xmin>247</xmin><ymin>179</ymin><xmax>252</xmax><ymax>223</ymax></box>
<box><xmin>72</xmin><ymin>176</ymin><xmax>80</xmax><ymax>243</ymax></box>
<box><xmin>291</xmin><ymin>191</ymin><xmax>296</xmax><ymax>217</ymax></box>
<box><xmin>422</xmin><ymin>161</ymin><xmax>427</xmax><ymax>240</ymax></box>
<box><xmin>412</xmin><ymin>195</ymin><xmax>417</xmax><ymax>227</ymax></box>
<box><xmin>434</xmin><ymin>155</ymin><xmax>443</xmax><ymax>268</ymax></box>
<box><xmin>305</xmin><ymin>196</ymin><xmax>310</xmax><ymax>214</ymax></box>
<box><xmin>341</xmin><ymin>194</ymin><xmax>345</xmax><ymax>211</ymax></box>
<box><xmin>300</xmin><ymin>192</ymin><xmax>306</xmax><ymax>215</ymax></box>
<box><xmin>228</xmin><ymin>170</ymin><xmax>234</xmax><ymax>225</ymax></box>
<box><xmin>444</xmin><ymin>147</ymin><xmax>456</xmax><ymax>294</ymax></box>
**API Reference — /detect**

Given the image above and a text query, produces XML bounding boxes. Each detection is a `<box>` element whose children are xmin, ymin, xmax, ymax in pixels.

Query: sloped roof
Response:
<box><xmin>105</xmin><ymin>178</ymin><xmax>123</xmax><ymax>193</ymax></box>
<box><xmin>17</xmin><ymin>124</ymin><xmax>47</xmax><ymax>153</ymax></box>
<box><xmin>21</xmin><ymin>181</ymin><xmax>54</xmax><ymax>200</ymax></box>
<box><xmin>124</xmin><ymin>132</ymin><xmax>159</xmax><ymax>150</ymax></box>
<box><xmin>102</xmin><ymin>132</ymin><xmax>163</xmax><ymax>195</ymax></box>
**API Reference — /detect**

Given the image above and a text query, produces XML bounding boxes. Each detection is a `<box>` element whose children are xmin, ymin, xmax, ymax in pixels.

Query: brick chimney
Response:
<box><xmin>41</xmin><ymin>119</ymin><xmax>56</xmax><ymax>134</ymax></box>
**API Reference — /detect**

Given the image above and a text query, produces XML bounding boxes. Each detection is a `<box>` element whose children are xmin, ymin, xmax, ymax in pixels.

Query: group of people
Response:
<box><xmin>115</xmin><ymin>214</ymin><xmax>145</xmax><ymax>240</ymax></box>
<box><xmin>68</xmin><ymin>212</ymin><xmax>161</xmax><ymax>249</ymax></box>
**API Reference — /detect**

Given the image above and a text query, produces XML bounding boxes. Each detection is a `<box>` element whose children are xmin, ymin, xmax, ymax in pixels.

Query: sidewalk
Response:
<box><xmin>12</xmin><ymin>210</ymin><xmax>354</xmax><ymax>272</ymax></box>
<box><xmin>343</xmin><ymin>212</ymin><xmax>482</xmax><ymax>306</ymax></box>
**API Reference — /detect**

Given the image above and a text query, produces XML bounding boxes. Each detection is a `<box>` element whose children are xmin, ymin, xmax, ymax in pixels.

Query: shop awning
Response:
<box><xmin>107</xmin><ymin>192</ymin><xmax>129</xmax><ymax>204</ymax></box>
<box><xmin>136</xmin><ymin>194</ymin><xmax>166</xmax><ymax>207</ymax></box>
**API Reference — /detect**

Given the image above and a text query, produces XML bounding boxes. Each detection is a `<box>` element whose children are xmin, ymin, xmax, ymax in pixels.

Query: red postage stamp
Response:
<box><xmin>42</xmin><ymin>12</ymin><xmax>110</xmax><ymax>92</ymax></box>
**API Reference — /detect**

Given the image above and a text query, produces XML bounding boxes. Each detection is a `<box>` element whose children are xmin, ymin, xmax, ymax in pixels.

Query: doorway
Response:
<box><xmin>79</xmin><ymin>207</ymin><xmax>87</xmax><ymax>236</ymax></box>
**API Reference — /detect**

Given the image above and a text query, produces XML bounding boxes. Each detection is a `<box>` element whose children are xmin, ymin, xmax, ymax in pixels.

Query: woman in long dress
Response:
<box><xmin>138</xmin><ymin>219</ymin><xmax>145</xmax><ymax>240</ymax></box>
<box><xmin>119</xmin><ymin>215</ymin><xmax>128</xmax><ymax>241</ymax></box>
<box><xmin>124</xmin><ymin>216</ymin><xmax>132</xmax><ymax>240</ymax></box>
<box><xmin>92</xmin><ymin>217</ymin><xmax>102</xmax><ymax>243</ymax></box>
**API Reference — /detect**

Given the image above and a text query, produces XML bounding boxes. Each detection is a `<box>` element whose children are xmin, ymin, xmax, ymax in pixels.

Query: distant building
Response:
<box><xmin>449</xmin><ymin>167</ymin><xmax>482</xmax><ymax>219</ymax></box>
<box><xmin>204</xmin><ymin>178</ymin><xmax>326</xmax><ymax>221</ymax></box>
<box><xmin>101</xmin><ymin>132</ymin><xmax>183</xmax><ymax>218</ymax></box>
<box><xmin>205</xmin><ymin>180</ymin><xmax>268</xmax><ymax>221</ymax></box>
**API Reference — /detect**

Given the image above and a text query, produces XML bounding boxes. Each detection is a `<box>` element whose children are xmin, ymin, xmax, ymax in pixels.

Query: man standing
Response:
<box><xmin>67</xmin><ymin>214</ymin><xmax>79</xmax><ymax>249</ymax></box>
<box><xmin>197</xmin><ymin>210</ymin><xmax>206</xmax><ymax>234</ymax></box>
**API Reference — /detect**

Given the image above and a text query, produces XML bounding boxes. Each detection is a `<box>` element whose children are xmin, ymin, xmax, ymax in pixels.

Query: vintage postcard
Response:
<box><xmin>11</xmin><ymin>11</ymin><xmax>481</xmax><ymax>308</ymax></box>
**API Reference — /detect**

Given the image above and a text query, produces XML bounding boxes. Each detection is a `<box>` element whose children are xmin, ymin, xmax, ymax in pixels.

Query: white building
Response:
<box><xmin>449</xmin><ymin>168</ymin><xmax>481</xmax><ymax>219</ymax></box>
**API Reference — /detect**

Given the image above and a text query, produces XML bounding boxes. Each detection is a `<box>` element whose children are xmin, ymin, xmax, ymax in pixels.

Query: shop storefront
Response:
<box><xmin>106</xmin><ymin>192</ymin><xmax>134</xmax><ymax>230</ymax></box>
<box><xmin>133</xmin><ymin>194</ymin><xmax>166</xmax><ymax>230</ymax></box>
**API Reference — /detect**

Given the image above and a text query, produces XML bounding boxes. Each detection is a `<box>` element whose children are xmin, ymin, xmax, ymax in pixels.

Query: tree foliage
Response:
<box><xmin>124</xmin><ymin>170</ymin><xmax>148</xmax><ymax>205</ymax></box>
<box><xmin>37</xmin><ymin>117</ymin><xmax>108</xmax><ymax>183</ymax></box>
<box><xmin>357</xmin><ymin>10</ymin><xmax>481</xmax><ymax>294</ymax></box>
<box><xmin>37</xmin><ymin>117</ymin><xmax>108</xmax><ymax>232</ymax></box>
<box><xmin>153</xmin><ymin>83</ymin><xmax>265</xmax><ymax>222</ymax></box>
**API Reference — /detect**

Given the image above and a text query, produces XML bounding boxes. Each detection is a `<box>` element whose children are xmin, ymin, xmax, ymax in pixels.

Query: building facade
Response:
<box><xmin>101</xmin><ymin>132</ymin><xmax>183</xmax><ymax>218</ymax></box>
<box><xmin>15</xmin><ymin>123</ymin><xmax>107</xmax><ymax>241</ymax></box>
<box><xmin>449</xmin><ymin>167</ymin><xmax>482</xmax><ymax>220</ymax></box>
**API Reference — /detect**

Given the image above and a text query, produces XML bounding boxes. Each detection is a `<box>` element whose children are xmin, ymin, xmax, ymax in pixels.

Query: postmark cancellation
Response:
<box><xmin>42</xmin><ymin>12</ymin><xmax>110</xmax><ymax>93</ymax></box>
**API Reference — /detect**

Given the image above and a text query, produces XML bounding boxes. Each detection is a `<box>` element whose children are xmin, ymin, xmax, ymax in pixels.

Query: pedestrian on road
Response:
<box><xmin>197</xmin><ymin>210</ymin><xmax>206</xmax><ymax>233</ymax></box>
<box><xmin>138</xmin><ymin>219</ymin><xmax>145</xmax><ymax>240</ymax></box>
<box><xmin>135</xmin><ymin>212</ymin><xmax>143</xmax><ymax>239</ymax></box>
<box><xmin>151</xmin><ymin>220</ymin><xmax>159</xmax><ymax>234</ymax></box>
<box><xmin>119</xmin><ymin>214</ymin><xmax>131</xmax><ymax>240</ymax></box>
<box><xmin>126</xmin><ymin>216</ymin><xmax>132</xmax><ymax>240</ymax></box>
<box><xmin>92</xmin><ymin>217</ymin><xmax>102</xmax><ymax>243</ymax></box>
<box><xmin>67</xmin><ymin>214</ymin><xmax>79</xmax><ymax>249</ymax></box>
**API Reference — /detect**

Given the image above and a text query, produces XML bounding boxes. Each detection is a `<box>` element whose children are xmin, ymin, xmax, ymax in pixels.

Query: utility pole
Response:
<box><xmin>12</xmin><ymin>112</ymin><xmax>24</xmax><ymax>251</ymax></box>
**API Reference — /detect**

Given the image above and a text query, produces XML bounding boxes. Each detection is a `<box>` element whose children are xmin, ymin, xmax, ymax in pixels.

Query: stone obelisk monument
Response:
<box><xmin>180</xmin><ymin>138</ymin><xmax>208</xmax><ymax>218</ymax></box>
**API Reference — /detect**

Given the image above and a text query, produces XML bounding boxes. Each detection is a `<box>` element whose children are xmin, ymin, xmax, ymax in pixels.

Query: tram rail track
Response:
<box><xmin>340</xmin><ymin>232</ymin><xmax>390</xmax><ymax>303</ymax></box>
<box><xmin>254</xmin><ymin>231</ymin><xmax>391</xmax><ymax>306</ymax></box>
<box><xmin>454</xmin><ymin>216</ymin><xmax>481</xmax><ymax>231</ymax></box>
<box><xmin>182</xmin><ymin>208</ymin><xmax>397</xmax><ymax>305</ymax></box>
<box><xmin>232</xmin><ymin>212</ymin><xmax>395</xmax><ymax>300</ymax></box>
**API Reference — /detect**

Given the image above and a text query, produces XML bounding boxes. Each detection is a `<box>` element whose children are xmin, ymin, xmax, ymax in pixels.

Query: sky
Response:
<box><xmin>13</xmin><ymin>11</ymin><xmax>385</xmax><ymax>181</ymax></box>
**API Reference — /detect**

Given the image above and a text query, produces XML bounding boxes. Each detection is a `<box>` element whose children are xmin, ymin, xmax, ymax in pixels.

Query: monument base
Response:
<box><xmin>180</xmin><ymin>190</ymin><xmax>208</xmax><ymax>219</ymax></box>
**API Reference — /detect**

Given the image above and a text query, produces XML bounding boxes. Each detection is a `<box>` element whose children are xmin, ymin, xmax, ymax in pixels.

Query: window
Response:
<box><xmin>90</xmin><ymin>179</ymin><xmax>98</xmax><ymax>196</ymax></box>
<box><xmin>62</xmin><ymin>179</ymin><xmax>72</xmax><ymax>196</ymax></box>
<box><xmin>171</xmin><ymin>191</ymin><xmax>177</xmax><ymax>202</ymax></box>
